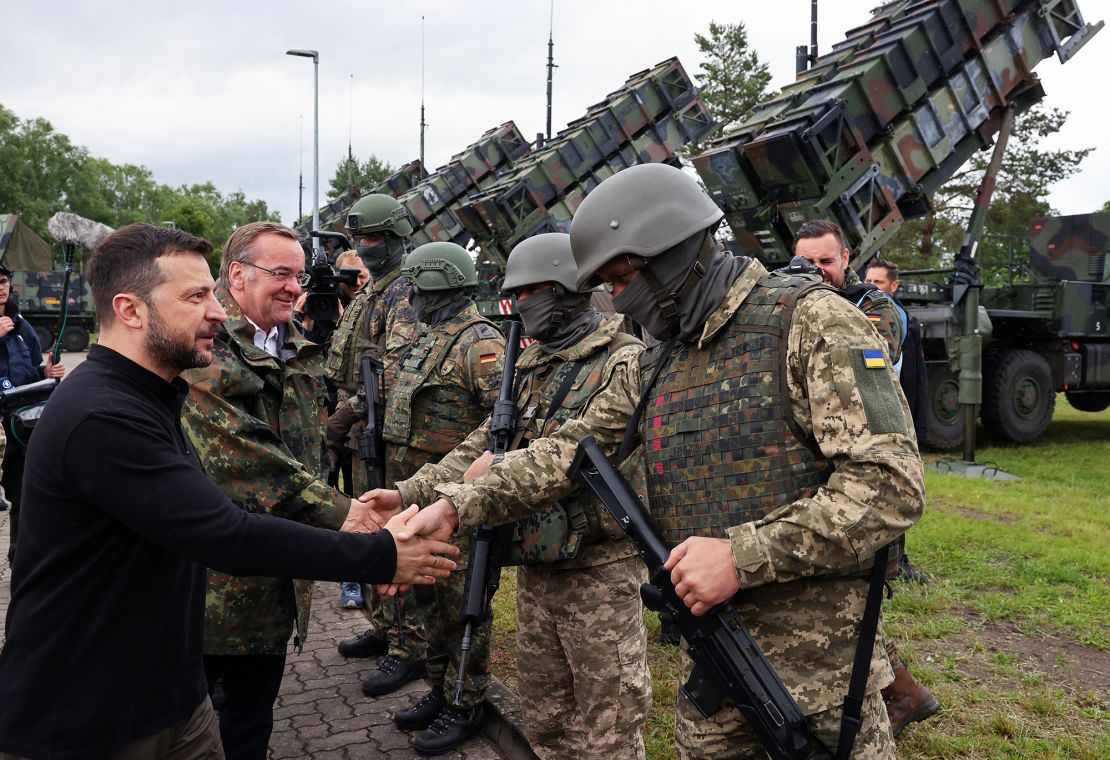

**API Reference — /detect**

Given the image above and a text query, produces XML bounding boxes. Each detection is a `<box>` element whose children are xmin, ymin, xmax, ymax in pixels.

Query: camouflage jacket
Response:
<box><xmin>437</xmin><ymin>260</ymin><xmax>924</xmax><ymax>714</ymax></box>
<box><xmin>842</xmin><ymin>266</ymin><xmax>904</xmax><ymax>364</ymax></box>
<box><xmin>400</xmin><ymin>314</ymin><xmax>643</xmax><ymax>569</ymax></box>
<box><xmin>182</xmin><ymin>288</ymin><xmax>348</xmax><ymax>656</ymax></box>
<box><xmin>325</xmin><ymin>266</ymin><xmax>416</xmax><ymax>398</ymax></box>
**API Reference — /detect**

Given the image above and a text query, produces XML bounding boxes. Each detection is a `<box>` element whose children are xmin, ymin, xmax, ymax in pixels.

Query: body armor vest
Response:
<box><xmin>325</xmin><ymin>268</ymin><xmax>402</xmax><ymax>393</ymax></box>
<box><xmin>506</xmin><ymin>331</ymin><xmax>638</xmax><ymax>564</ymax></box>
<box><xmin>383</xmin><ymin>311</ymin><xmax>495</xmax><ymax>454</ymax></box>
<box><xmin>640</xmin><ymin>274</ymin><xmax>831</xmax><ymax>546</ymax></box>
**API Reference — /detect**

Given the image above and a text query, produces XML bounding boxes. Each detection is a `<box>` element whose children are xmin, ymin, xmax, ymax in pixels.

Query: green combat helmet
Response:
<box><xmin>402</xmin><ymin>241</ymin><xmax>477</xmax><ymax>292</ymax></box>
<box><xmin>347</xmin><ymin>193</ymin><xmax>414</xmax><ymax>274</ymax></box>
<box><xmin>569</xmin><ymin>163</ymin><xmax>722</xmax><ymax>290</ymax></box>
<box><xmin>501</xmin><ymin>233</ymin><xmax>581</xmax><ymax>293</ymax></box>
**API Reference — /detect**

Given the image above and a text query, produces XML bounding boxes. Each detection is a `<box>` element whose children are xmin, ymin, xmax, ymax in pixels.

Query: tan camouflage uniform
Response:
<box><xmin>182</xmin><ymin>288</ymin><xmax>348</xmax><ymax>655</ymax></box>
<box><xmin>352</xmin><ymin>301</ymin><xmax>504</xmax><ymax>708</ymax></box>
<box><xmin>400</xmin><ymin>314</ymin><xmax>652</xmax><ymax>760</ymax></box>
<box><xmin>436</xmin><ymin>260</ymin><xmax>923</xmax><ymax>759</ymax></box>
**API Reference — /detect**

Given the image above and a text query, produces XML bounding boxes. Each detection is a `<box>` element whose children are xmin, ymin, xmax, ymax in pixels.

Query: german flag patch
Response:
<box><xmin>479</xmin><ymin>353</ymin><xmax>498</xmax><ymax>364</ymax></box>
<box><xmin>862</xmin><ymin>349</ymin><xmax>886</xmax><ymax>369</ymax></box>
<box><xmin>867</xmin><ymin>314</ymin><xmax>882</xmax><ymax>322</ymax></box>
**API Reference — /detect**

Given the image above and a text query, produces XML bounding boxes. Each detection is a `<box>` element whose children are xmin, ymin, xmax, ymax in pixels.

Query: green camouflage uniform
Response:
<box><xmin>400</xmin><ymin>314</ymin><xmax>652</xmax><ymax>760</ymax></box>
<box><xmin>182</xmin><ymin>288</ymin><xmax>349</xmax><ymax>655</ymax></box>
<box><xmin>354</xmin><ymin>301</ymin><xmax>504</xmax><ymax>709</ymax></box>
<box><xmin>324</xmin><ymin>265</ymin><xmax>415</xmax><ymax>631</ymax></box>
<box><xmin>325</xmin><ymin>266</ymin><xmax>416</xmax><ymax>404</ymax></box>
<box><xmin>435</xmin><ymin>261</ymin><xmax>923</xmax><ymax>759</ymax></box>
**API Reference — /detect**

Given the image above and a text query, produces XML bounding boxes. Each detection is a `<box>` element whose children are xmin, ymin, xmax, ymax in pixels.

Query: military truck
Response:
<box><xmin>692</xmin><ymin>0</ymin><xmax>1103</xmax><ymax>450</ymax></box>
<box><xmin>10</xmin><ymin>271</ymin><xmax>96</xmax><ymax>352</ymax></box>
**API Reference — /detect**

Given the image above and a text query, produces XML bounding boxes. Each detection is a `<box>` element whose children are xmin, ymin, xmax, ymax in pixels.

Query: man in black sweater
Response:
<box><xmin>0</xmin><ymin>224</ymin><xmax>458</xmax><ymax>760</ymax></box>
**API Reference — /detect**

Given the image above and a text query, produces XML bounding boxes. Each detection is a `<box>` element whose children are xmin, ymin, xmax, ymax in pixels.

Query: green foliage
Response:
<box><xmin>881</xmin><ymin>105</ymin><xmax>1093</xmax><ymax>286</ymax></box>
<box><xmin>689</xmin><ymin>21</ymin><xmax>774</xmax><ymax>150</ymax></box>
<box><xmin>0</xmin><ymin>102</ymin><xmax>279</xmax><ymax>274</ymax></box>
<box><xmin>326</xmin><ymin>154</ymin><xmax>394</xmax><ymax>199</ymax></box>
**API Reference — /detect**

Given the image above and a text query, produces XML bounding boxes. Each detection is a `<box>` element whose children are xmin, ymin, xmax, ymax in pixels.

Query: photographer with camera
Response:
<box><xmin>0</xmin><ymin>263</ymin><xmax>65</xmax><ymax>566</ymax></box>
<box><xmin>294</xmin><ymin>247</ymin><xmax>368</xmax><ymax>344</ymax></box>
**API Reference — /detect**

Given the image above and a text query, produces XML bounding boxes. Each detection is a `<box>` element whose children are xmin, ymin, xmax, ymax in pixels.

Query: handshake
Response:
<box><xmin>340</xmin><ymin>491</ymin><xmax>464</xmax><ymax>591</ymax></box>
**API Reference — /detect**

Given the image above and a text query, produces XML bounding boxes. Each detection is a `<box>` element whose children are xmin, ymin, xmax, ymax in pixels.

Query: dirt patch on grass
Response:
<box><xmin>945</xmin><ymin>609</ymin><xmax>1110</xmax><ymax>703</ymax></box>
<box><xmin>953</xmin><ymin>507</ymin><xmax>1018</xmax><ymax>524</ymax></box>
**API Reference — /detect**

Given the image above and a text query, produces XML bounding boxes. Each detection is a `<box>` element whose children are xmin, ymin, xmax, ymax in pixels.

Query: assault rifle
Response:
<box><xmin>358</xmin><ymin>355</ymin><xmax>405</xmax><ymax>646</ymax></box>
<box><xmin>567</xmin><ymin>436</ymin><xmax>817</xmax><ymax>760</ymax></box>
<box><xmin>453</xmin><ymin>320</ymin><xmax>521</xmax><ymax>705</ymax></box>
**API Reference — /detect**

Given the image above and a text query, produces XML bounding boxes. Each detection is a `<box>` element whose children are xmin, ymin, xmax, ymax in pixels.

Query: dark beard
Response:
<box><xmin>147</xmin><ymin>307</ymin><xmax>212</xmax><ymax>373</ymax></box>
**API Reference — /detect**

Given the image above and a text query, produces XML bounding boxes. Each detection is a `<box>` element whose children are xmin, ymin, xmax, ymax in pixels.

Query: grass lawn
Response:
<box><xmin>489</xmin><ymin>396</ymin><xmax>1110</xmax><ymax>759</ymax></box>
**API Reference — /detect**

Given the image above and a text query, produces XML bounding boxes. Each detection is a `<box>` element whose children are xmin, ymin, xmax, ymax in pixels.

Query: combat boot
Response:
<box><xmin>361</xmin><ymin>654</ymin><xmax>426</xmax><ymax>697</ymax></box>
<box><xmin>394</xmin><ymin>686</ymin><xmax>447</xmax><ymax>731</ymax></box>
<box><xmin>414</xmin><ymin>704</ymin><xmax>485</xmax><ymax>755</ymax></box>
<box><xmin>896</xmin><ymin>553</ymin><xmax>930</xmax><ymax>584</ymax></box>
<box><xmin>337</xmin><ymin>628</ymin><xmax>388</xmax><ymax>658</ymax></box>
<box><xmin>883</xmin><ymin>659</ymin><xmax>940</xmax><ymax>736</ymax></box>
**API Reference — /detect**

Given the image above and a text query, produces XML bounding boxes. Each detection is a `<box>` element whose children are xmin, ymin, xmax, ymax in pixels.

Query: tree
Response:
<box><xmin>880</xmin><ymin>104</ymin><xmax>1093</xmax><ymax>284</ymax></box>
<box><xmin>0</xmin><ymin>102</ymin><xmax>278</xmax><ymax>273</ymax></box>
<box><xmin>327</xmin><ymin>154</ymin><xmax>394</xmax><ymax>199</ymax></box>
<box><xmin>691</xmin><ymin>21</ymin><xmax>774</xmax><ymax>146</ymax></box>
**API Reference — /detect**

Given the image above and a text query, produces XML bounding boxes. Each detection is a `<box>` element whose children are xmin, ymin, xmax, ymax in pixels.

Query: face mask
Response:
<box><xmin>613</xmin><ymin>273</ymin><xmax>675</xmax><ymax>339</ymax></box>
<box><xmin>514</xmin><ymin>288</ymin><xmax>560</xmax><ymax>342</ymax></box>
<box><xmin>410</xmin><ymin>289</ymin><xmax>459</xmax><ymax>323</ymax></box>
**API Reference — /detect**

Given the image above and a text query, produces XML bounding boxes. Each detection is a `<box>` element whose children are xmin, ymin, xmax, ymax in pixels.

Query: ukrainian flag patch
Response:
<box><xmin>862</xmin><ymin>349</ymin><xmax>886</xmax><ymax>369</ymax></box>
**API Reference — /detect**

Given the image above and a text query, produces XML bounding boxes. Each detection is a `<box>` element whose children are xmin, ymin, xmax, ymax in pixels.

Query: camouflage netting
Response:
<box><xmin>0</xmin><ymin>214</ymin><xmax>53</xmax><ymax>271</ymax></box>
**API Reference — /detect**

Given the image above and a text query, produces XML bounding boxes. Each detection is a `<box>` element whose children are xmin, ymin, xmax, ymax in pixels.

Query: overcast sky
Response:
<box><xmin>5</xmin><ymin>0</ymin><xmax>1107</xmax><ymax>228</ymax></box>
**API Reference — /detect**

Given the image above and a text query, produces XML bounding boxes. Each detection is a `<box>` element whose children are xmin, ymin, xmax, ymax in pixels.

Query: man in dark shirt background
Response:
<box><xmin>0</xmin><ymin>224</ymin><xmax>458</xmax><ymax>760</ymax></box>
<box><xmin>0</xmin><ymin>263</ymin><xmax>65</xmax><ymax>565</ymax></box>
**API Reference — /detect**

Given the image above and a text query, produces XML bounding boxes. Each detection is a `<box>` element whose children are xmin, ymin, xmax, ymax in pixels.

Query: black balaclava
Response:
<box><xmin>515</xmin><ymin>289</ymin><xmax>600</xmax><ymax>353</ymax></box>
<box><xmin>613</xmin><ymin>229</ymin><xmax>745</xmax><ymax>342</ymax></box>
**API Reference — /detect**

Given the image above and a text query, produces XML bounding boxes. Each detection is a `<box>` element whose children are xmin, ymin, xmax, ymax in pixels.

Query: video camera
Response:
<box><xmin>302</xmin><ymin>230</ymin><xmax>362</xmax><ymax>324</ymax></box>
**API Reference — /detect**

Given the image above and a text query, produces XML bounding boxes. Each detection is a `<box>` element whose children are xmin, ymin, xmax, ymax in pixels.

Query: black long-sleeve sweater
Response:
<box><xmin>0</xmin><ymin>345</ymin><xmax>398</xmax><ymax>759</ymax></box>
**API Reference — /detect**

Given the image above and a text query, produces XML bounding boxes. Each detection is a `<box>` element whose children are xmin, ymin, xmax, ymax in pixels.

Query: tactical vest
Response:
<box><xmin>324</xmin><ymin>268</ymin><xmax>402</xmax><ymax>393</ymax></box>
<box><xmin>640</xmin><ymin>274</ymin><xmax>831</xmax><ymax>546</ymax></box>
<box><xmin>383</xmin><ymin>312</ymin><xmax>496</xmax><ymax>454</ymax></box>
<box><xmin>505</xmin><ymin>331</ymin><xmax>639</xmax><ymax>565</ymax></box>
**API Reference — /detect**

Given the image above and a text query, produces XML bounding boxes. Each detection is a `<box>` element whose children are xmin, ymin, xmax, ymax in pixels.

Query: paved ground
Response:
<box><xmin>0</xmin><ymin>354</ymin><xmax>503</xmax><ymax>758</ymax></box>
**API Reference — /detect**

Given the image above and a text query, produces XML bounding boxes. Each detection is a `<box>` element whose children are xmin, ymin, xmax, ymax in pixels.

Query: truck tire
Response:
<box><xmin>33</xmin><ymin>325</ymin><xmax>54</xmax><ymax>351</ymax></box>
<box><xmin>925</xmin><ymin>363</ymin><xmax>965</xmax><ymax>450</ymax></box>
<box><xmin>981</xmin><ymin>349</ymin><xmax>1055</xmax><ymax>443</ymax></box>
<box><xmin>1065</xmin><ymin>391</ymin><xmax>1110</xmax><ymax>413</ymax></box>
<box><xmin>61</xmin><ymin>325</ymin><xmax>90</xmax><ymax>352</ymax></box>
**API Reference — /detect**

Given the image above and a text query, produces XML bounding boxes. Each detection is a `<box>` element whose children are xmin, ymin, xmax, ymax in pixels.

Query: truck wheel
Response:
<box><xmin>61</xmin><ymin>325</ymin><xmax>90</xmax><ymax>352</ymax></box>
<box><xmin>1065</xmin><ymin>391</ymin><xmax>1110</xmax><ymax>413</ymax></box>
<box><xmin>981</xmin><ymin>349</ymin><xmax>1055</xmax><ymax>443</ymax></box>
<box><xmin>33</xmin><ymin>325</ymin><xmax>54</xmax><ymax>351</ymax></box>
<box><xmin>925</xmin><ymin>363</ymin><xmax>965</xmax><ymax>450</ymax></box>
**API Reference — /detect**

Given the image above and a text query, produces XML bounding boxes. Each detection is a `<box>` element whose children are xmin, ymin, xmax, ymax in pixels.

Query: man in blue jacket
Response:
<box><xmin>1</xmin><ymin>263</ymin><xmax>65</xmax><ymax>566</ymax></box>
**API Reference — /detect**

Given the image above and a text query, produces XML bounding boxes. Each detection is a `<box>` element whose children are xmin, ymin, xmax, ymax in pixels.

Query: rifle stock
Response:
<box><xmin>567</xmin><ymin>436</ymin><xmax>816</xmax><ymax>760</ymax></box>
<box><xmin>453</xmin><ymin>320</ymin><xmax>521</xmax><ymax>705</ymax></box>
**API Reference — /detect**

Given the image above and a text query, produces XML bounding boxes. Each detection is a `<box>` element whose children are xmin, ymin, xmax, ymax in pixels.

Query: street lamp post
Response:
<box><xmin>287</xmin><ymin>49</ymin><xmax>320</xmax><ymax>256</ymax></box>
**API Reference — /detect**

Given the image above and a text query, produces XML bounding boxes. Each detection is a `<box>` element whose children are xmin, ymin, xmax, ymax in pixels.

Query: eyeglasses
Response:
<box><xmin>243</xmin><ymin>262</ymin><xmax>311</xmax><ymax>287</ymax></box>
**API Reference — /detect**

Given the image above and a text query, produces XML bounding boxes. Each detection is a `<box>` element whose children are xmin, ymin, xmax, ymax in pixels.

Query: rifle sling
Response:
<box><xmin>511</xmin><ymin>359</ymin><xmax>587</xmax><ymax>451</ymax></box>
<box><xmin>834</xmin><ymin>543</ymin><xmax>891</xmax><ymax>760</ymax></box>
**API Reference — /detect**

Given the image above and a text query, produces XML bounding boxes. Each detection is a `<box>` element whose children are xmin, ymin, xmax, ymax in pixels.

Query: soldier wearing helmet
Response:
<box><xmin>362</xmin><ymin>233</ymin><xmax>654</xmax><ymax>758</ymax></box>
<box><xmin>398</xmin><ymin>163</ymin><xmax>924</xmax><ymax>758</ymax></box>
<box><xmin>328</xmin><ymin>241</ymin><xmax>505</xmax><ymax>754</ymax></box>
<box><xmin>325</xmin><ymin>193</ymin><xmax>417</xmax><ymax>406</ymax></box>
<box><xmin>326</xmin><ymin>193</ymin><xmax>418</xmax><ymax>660</ymax></box>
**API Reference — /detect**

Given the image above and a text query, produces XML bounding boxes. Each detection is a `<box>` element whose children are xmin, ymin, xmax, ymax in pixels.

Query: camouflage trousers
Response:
<box><xmin>673</xmin><ymin>648</ymin><xmax>896</xmax><ymax>759</ymax></box>
<box><xmin>516</xmin><ymin>556</ymin><xmax>651</xmax><ymax>760</ymax></box>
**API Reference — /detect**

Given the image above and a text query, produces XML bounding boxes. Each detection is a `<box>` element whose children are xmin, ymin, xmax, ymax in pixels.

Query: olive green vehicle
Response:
<box><xmin>0</xmin><ymin>214</ymin><xmax>95</xmax><ymax>352</ymax></box>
